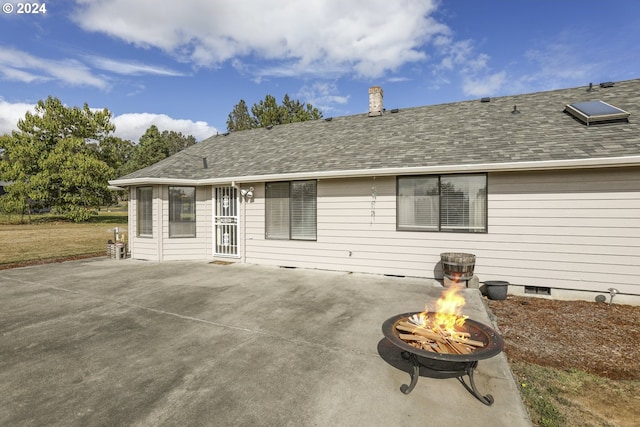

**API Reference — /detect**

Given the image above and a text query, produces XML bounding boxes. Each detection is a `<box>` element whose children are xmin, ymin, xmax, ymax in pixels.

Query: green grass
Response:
<box><xmin>510</xmin><ymin>362</ymin><xmax>634</xmax><ymax>427</ymax></box>
<box><xmin>0</xmin><ymin>209</ymin><xmax>128</xmax><ymax>266</ymax></box>
<box><xmin>515</xmin><ymin>364</ymin><xmax>566</xmax><ymax>427</ymax></box>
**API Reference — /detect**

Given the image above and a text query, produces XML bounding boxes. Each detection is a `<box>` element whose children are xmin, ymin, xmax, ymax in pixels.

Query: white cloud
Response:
<box><xmin>431</xmin><ymin>27</ymin><xmax>620</xmax><ymax>99</ymax></box>
<box><xmin>71</xmin><ymin>0</ymin><xmax>447</xmax><ymax>79</ymax></box>
<box><xmin>295</xmin><ymin>82</ymin><xmax>349</xmax><ymax>114</ymax></box>
<box><xmin>453</xmin><ymin>38</ymin><xmax>604</xmax><ymax>99</ymax></box>
<box><xmin>112</xmin><ymin>113</ymin><xmax>218</xmax><ymax>142</ymax></box>
<box><xmin>522</xmin><ymin>42</ymin><xmax>596</xmax><ymax>90</ymax></box>
<box><xmin>0</xmin><ymin>99</ymin><xmax>35</xmax><ymax>136</ymax></box>
<box><xmin>0</xmin><ymin>65</ymin><xmax>49</xmax><ymax>84</ymax></box>
<box><xmin>432</xmin><ymin>37</ymin><xmax>509</xmax><ymax>97</ymax></box>
<box><xmin>462</xmin><ymin>72</ymin><xmax>507</xmax><ymax>97</ymax></box>
<box><xmin>0</xmin><ymin>46</ymin><xmax>188</xmax><ymax>91</ymax></box>
<box><xmin>0</xmin><ymin>99</ymin><xmax>217</xmax><ymax>142</ymax></box>
<box><xmin>386</xmin><ymin>76</ymin><xmax>411</xmax><ymax>83</ymax></box>
<box><xmin>86</xmin><ymin>56</ymin><xmax>187</xmax><ymax>76</ymax></box>
<box><xmin>0</xmin><ymin>46</ymin><xmax>109</xmax><ymax>89</ymax></box>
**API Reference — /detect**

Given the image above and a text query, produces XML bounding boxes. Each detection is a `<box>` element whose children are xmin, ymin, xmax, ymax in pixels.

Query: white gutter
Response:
<box><xmin>108</xmin><ymin>155</ymin><xmax>640</xmax><ymax>186</ymax></box>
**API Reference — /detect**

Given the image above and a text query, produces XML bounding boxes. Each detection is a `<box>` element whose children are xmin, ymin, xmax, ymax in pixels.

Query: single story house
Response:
<box><xmin>110</xmin><ymin>79</ymin><xmax>640</xmax><ymax>304</ymax></box>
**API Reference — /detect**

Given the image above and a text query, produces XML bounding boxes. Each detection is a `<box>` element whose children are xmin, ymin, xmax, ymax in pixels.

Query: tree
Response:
<box><xmin>226</xmin><ymin>94</ymin><xmax>322</xmax><ymax>132</ymax></box>
<box><xmin>41</xmin><ymin>136</ymin><xmax>113</xmax><ymax>220</ymax></box>
<box><xmin>120</xmin><ymin>125</ymin><xmax>197</xmax><ymax>175</ymax></box>
<box><xmin>162</xmin><ymin>127</ymin><xmax>197</xmax><ymax>153</ymax></box>
<box><xmin>0</xmin><ymin>96</ymin><xmax>115</xmax><ymax>222</ymax></box>
<box><xmin>281</xmin><ymin>94</ymin><xmax>323</xmax><ymax>123</ymax></box>
<box><xmin>225</xmin><ymin>99</ymin><xmax>257</xmax><ymax>132</ymax></box>
<box><xmin>251</xmin><ymin>94</ymin><xmax>286</xmax><ymax>128</ymax></box>
<box><xmin>88</xmin><ymin>136</ymin><xmax>134</xmax><ymax>178</ymax></box>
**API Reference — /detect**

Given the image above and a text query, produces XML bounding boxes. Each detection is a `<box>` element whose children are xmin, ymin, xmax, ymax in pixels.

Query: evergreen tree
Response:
<box><xmin>0</xmin><ymin>96</ymin><xmax>115</xmax><ymax>222</ymax></box>
<box><xmin>226</xmin><ymin>94</ymin><xmax>322</xmax><ymax>132</ymax></box>
<box><xmin>225</xmin><ymin>99</ymin><xmax>258</xmax><ymax>132</ymax></box>
<box><xmin>120</xmin><ymin>125</ymin><xmax>197</xmax><ymax>175</ymax></box>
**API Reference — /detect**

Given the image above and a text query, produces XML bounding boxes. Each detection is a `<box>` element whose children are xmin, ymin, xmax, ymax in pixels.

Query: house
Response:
<box><xmin>109</xmin><ymin>80</ymin><xmax>640</xmax><ymax>304</ymax></box>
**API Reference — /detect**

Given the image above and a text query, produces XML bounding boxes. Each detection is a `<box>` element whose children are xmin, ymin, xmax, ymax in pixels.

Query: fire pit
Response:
<box><xmin>381</xmin><ymin>285</ymin><xmax>504</xmax><ymax>406</ymax></box>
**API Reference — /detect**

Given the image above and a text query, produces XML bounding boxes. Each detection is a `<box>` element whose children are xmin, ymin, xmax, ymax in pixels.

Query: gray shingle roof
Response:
<box><xmin>112</xmin><ymin>78</ymin><xmax>640</xmax><ymax>184</ymax></box>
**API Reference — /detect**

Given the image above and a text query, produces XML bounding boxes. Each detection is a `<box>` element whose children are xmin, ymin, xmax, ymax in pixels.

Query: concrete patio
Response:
<box><xmin>0</xmin><ymin>258</ymin><xmax>531</xmax><ymax>426</ymax></box>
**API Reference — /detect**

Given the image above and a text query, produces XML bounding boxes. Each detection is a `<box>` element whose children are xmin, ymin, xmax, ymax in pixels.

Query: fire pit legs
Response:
<box><xmin>400</xmin><ymin>352</ymin><xmax>420</xmax><ymax>394</ymax></box>
<box><xmin>460</xmin><ymin>361</ymin><xmax>494</xmax><ymax>406</ymax></box>
<box><xmin>399</xmin><ymin>351</ymin><xmax>495</xmax><ymax>406</ymax></box>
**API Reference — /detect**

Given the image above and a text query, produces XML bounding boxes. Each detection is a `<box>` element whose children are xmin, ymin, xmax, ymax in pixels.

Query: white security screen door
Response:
<box><xmin>214</xmin><ymin>186</ymin><xmax>239</xmax><ymax>257</ymax></box>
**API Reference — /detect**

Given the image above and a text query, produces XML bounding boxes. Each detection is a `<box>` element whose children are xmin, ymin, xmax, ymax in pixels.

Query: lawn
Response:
<box><xmin>0</xmin><ymin>209</ymin><xmax>128</xmax><ymax>267</ymax></box>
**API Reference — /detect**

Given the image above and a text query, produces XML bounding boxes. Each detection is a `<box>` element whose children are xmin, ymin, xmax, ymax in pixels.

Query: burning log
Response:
<box><xmin>395</xmin><ymin>319</ymin><xmax>484</xmax><ymax>355</ymax></box>
<box><xmin>391</xmin><ymin>284</ymin><xmax>488</xmax><ymax>355</ymax></box>
<box><xmin>397</xmin><ymin>321</ymin><xmax>484</xmax><ymax>348</ymax></box>
<box><xmin>396</xmin><ymin>322</ymin><xmax>447</xmax><ymax>343</ymax></box>
<box><xmin>437</xmin><ymin>341</ymin><xmax>453</xmax><ymax>354</ymax></box>
<box><xmin>447</xmin><ymin>339</ymin><xmax>473</xmax><ymax>355</ymax></box>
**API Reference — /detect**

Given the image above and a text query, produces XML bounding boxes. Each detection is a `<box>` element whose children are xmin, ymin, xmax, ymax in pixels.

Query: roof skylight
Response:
<box><xmin>564</xmin><ymin>100</ymin><xmax>630</xmax><ymax>126</ymax></box>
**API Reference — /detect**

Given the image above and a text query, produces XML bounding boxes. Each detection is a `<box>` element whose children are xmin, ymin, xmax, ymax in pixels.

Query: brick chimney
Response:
<box><xmin>368</xmin><ymin>86</ymin><xmax>383</xmax><ymax>117</ymax></box>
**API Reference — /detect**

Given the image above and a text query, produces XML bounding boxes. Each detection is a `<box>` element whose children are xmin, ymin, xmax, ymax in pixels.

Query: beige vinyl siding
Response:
<box><xmin>243</xmin><ymin>183</ymin><xmax>265</xmax><ymax>259</ymax></box>
<box><xmin>246</xmin><ymin>177</ymin><xmax>439</xmax><ymax>276</ymax></box>
<box><xmin>247</xmin><ymin>176</ymin><xmax>496</xmax><ymax>276</ymax></box>
<box><xmin>126</xmin><ymin>167</ymin><xmax>639</xmax><ymax>297</ymax></box>
<box><xmin>483</xmin><ymin>167</ymin><xmax>639</xmax><ymax>294</ymax></box>
<box><xmin>160</xmin><ymin>186</ymin><xmax>212</xmax><ymax>261</ymax></box>
<box><xmin>129</xmin><ymin>185</ymin><xmax>162</xmax><ymax>261</ymax></box>
<box><xmin>245</xmin><ymin>168</ymin><xmax>640</xmax><ymax>295</ymax></box>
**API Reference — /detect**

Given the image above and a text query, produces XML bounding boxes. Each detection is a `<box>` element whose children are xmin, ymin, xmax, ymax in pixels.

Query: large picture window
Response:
<box><xmin>136</xmin><ymin>186</ymin><xmax>153</xmax><ymax>237</ymax></box>
<box><xmin>169</xmin><ymin>186</ymin><xmax>196</xmax><ymax>238</ymax></box>
<box><xmin>266</xmin><ymin>180</ymin><xmax>317</xmax><ymax>240</ymax></box>
<box><xmin>397</xmin><ymin>174</ymin><xmax>487</xmax><ymax>232</ymax></box>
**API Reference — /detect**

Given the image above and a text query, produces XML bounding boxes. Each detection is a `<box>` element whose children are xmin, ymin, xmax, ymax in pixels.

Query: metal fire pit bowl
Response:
<box><xmin>382</xmin><ymin>312</ymin><xmax>504</xmax><ymax>405</ymax></box>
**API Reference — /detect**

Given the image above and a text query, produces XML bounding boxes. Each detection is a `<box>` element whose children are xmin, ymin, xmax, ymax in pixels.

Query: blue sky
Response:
<box><xmin>1</xmin><ymin>0</ymin><xmax>639</xmax><ymax>142</ymax></box>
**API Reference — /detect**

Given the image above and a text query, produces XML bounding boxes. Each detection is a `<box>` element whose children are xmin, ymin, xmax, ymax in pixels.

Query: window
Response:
<box><xmin>136</xmin><ymin>187</ymin><xmax>153</xmax><ymax>237</ymax></box>
<box><xmin>397</xmin><ymin>174</ymin><xmax>486</xmax><ymax>232</ymax></box>
<box><xmin>169</xmin><ymin>186</ymin><xmax>196</xmax><ymax>238</ymax></box>
<box><xmin>265</xmin><ymin>182</ymin><xmax>290</xmax><ymax>239</ymax></box>
<box><xmin>266</xmin><ymin>180</ymin><xmax>317</xmax><ymax>240</ymax></box>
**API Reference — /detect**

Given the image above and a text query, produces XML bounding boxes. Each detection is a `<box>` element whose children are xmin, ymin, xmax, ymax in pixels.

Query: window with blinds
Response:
<box><xmin>397</xmin><ymin>174</ymin><xmax>487</xmax><ymax>232</ymax></box>
<box><xmin>265</xmin><ymin>182</ymin><xmax>290</xmax><ymax>239</ymax></box>
<box><xmin>136</xmin><ymin>186</ymin><xmax>153</xmax><ymax>237</ymax></box>
<box><xmin>266</xmin><ymin>180</ymin><xmax>317</xmax><ymax>240</ymax></box>
<box><xmin>169</xmin><ymin>186</ymin><xmax>196</xmax><ymax>238</ymax></box>
<box><xmin>397</xmin><ymin>176</ymin><xmax>439</xmax><ymax>230</ymax></box>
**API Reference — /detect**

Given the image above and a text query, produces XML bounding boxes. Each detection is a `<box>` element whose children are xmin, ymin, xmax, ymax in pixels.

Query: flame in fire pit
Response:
<box><xmin>434</xmin><ymin>285</ymin><xmax>468</xmax><ymax>334</ymax></box>
<box><xmin>409</xmin><ymin>284</ymin><xmax>469</xmax><ymax>339</ymax></box>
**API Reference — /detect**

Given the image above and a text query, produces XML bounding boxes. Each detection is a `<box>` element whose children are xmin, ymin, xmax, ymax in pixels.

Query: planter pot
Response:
<box><xmin>484</xmin><ymin>281</ymin><xmax>509</xmax><ymax>300</ymax></box>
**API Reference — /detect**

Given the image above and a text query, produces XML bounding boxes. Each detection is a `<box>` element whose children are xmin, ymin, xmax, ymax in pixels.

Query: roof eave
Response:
<box><xmin>108</xmin><ymin>155</ymin><xmax>640</xmax><ymax>187</ymax></box>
